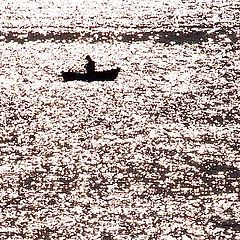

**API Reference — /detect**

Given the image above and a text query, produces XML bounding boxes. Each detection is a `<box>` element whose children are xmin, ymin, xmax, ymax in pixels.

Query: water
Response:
<box><xmin>0</xmin><ymin>0</ymin><xmax>240</xmax><ymax>239</ymax></box>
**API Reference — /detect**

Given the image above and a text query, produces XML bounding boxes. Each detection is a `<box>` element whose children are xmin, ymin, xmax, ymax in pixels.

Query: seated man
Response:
<box><xmin>85</xmin><ymin>55</ymin><xmax>95</xmax><ymax>73</ymax></box>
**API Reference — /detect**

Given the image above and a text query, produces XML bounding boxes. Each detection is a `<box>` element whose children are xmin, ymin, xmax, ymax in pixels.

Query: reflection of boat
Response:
<box><xmin>61</xmin><ymin>68</ymin><xmax>120</xmax><ymax>82</ymax></box>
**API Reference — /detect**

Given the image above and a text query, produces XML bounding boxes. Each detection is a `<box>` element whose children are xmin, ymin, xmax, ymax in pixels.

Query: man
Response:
<box><xmin>85</xmin><ymin>55</ymin><xmax>95</xmax><ymax>73</ymax></box>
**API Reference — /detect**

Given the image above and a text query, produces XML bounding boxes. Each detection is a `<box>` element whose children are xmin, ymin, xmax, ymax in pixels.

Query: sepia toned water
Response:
<box><xmin>0</xmin><ymin>0</ymin><xmax>240</xmax><ymax>239</ymax></box>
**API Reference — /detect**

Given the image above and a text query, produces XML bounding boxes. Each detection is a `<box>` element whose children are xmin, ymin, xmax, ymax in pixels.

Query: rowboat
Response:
<box><xmin>61</xmin><ymin>68</ymin><xmax>120</xmax><ymax>82</ymax></box>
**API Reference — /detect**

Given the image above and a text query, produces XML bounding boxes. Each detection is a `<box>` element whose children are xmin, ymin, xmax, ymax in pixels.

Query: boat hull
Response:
<box><xmin>62</xmin><ymin>68</ymin><xmax>120</xmax><ymax>82</ymax></box>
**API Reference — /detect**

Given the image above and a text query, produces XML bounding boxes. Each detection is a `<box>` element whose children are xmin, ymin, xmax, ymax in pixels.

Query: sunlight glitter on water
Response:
<box><xmin>1</xmin><ymin>0</ymin><xmax>240</xmax><ymax>239</ymax></box>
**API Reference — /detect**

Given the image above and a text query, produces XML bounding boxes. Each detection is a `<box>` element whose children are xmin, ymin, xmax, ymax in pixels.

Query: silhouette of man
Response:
<box><xmin>85</xmin><ymin>55</ymin><xmax>95</xmax><ymax>73</ymax></box>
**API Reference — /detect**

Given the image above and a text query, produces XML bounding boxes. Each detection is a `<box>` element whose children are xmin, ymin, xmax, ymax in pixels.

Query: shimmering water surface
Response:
<box><xmin>1</xmin><ymin>0</ymin><xmax>240</xmax><ymax>239</ymax></box>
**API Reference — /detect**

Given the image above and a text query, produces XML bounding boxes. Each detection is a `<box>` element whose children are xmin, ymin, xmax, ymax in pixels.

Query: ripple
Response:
<box><xmin>0</xmin><ymin>27</ymin><xmax>238</xmax><ymax>45</ymax></box>
<box><xmin>1</xmin><ymin>0</ymin><xmax>240</xmax><ymax>239</ymax></box>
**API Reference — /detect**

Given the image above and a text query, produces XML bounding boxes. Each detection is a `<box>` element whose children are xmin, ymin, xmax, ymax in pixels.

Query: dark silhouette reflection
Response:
<box><xmin>85</xmin><ymin>55</ymin><xmax>96</xmax><ymax>73</ymax></box>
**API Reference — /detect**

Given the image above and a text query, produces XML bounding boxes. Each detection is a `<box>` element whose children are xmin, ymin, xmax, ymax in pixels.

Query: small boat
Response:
<box><xmin>61</xmin><ymin>68</ymin><xmax>120</xmax><ymax>82</ymax></box>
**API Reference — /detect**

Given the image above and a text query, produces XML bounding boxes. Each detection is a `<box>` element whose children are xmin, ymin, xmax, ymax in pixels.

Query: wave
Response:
<box><xmin>0</xmin><ymin>27</ymin><xmax>238</xmax><ymax>44</ymax></box>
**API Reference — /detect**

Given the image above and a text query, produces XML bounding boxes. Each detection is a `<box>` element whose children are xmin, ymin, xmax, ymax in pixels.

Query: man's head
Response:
<box><xmin>86</xmin><ymin>55</ymin><xmax>92</xmax><ymax>61</ymax></box>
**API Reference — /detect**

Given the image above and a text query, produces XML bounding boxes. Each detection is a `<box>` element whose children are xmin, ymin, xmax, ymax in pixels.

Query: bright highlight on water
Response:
<box><xmin>0</xmin><ymin>1</ymin><xmax>239</xmax><ymax>239</ymax></box>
